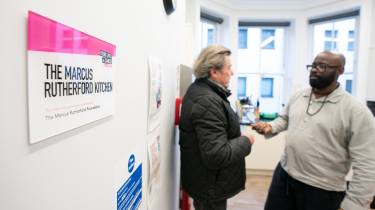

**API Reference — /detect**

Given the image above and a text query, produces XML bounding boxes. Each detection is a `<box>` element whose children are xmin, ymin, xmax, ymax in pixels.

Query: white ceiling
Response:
<box><xmin>207</xmin><ymin>0</ymin><xmax>343</xmax><ymax>10</ymax></box>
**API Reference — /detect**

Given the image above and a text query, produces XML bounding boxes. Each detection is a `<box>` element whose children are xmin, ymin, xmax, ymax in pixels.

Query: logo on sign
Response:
<box><xmin>128</xmin><ymin>154</ymin><xmax>135</xmax><ymax>173</ymax></box>
<box><xmin>100</xmin><ymin>50</ymin><xmax>112</xmax><ymax>65</ymax></box>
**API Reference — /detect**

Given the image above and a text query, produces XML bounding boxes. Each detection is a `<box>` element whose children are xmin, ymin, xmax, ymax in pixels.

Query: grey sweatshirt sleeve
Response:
<box><xmin>269</xmin><ymin>111</ymin><xmax>288</xmax><ymax>134</ymax></box>
<box><xmin>341</xmin><ymin>105</ymin><xmax>375</xmax><ymax>210</ymax></box>
<box><xmin>269</xmin><ymin>91</ymin><xmax>298</xmax><ymax>133</ymax></box>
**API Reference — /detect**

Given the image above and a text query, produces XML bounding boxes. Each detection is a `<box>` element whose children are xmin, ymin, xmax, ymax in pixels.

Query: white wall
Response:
<box><xmin>0</xmin><ymin>1</ymin><xmax>185</xmax><ymax>210</ymax></box>
<box><xmin>184</xmin><ymin>0</ymin><xmax>201</xmax><ymax>66</ymax></box>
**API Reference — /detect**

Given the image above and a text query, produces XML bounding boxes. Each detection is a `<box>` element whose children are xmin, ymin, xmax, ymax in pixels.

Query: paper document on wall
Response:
<box><xmin>147</xmin><ymin>57</ymin><xmax>162</xmax><ymax>133</ymax></box>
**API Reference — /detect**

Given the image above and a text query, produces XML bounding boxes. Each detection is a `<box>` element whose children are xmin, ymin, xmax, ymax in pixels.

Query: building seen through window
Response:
<box><xmin>261</xmin><ymin>29</ymin><xmax>275</xmax><ymax>49</ymax></box>
<box><xmin>238</xmin><ymin>77</ymin><xmax>247</xmax><ymax>97</ymax></box>
<box><xmin>261</xmin><ymin>78</ymin><xmax>274</xmax><ymax>98</ymax></box>
<box><xmin>312</xmin><ymin>16</ymin><xmax>357</xmax><ymax>94</ymax></box>
<box><xmin>207</xmin><ymin>29</ymin><xmax>214</xmax><ymax>45</ymax></box>
<box><xmin>237</xmin><ymin>26</ymin><xmax>285</xmax><ymax>114</ymax></box>
<box><xmin>238</xmin><ymin>29</ymin><xmax>248</xmax><ymax>49</ymax></box>
<box><xmin>200</xmin><ymin>21</ymin><xmax>217</xmax><ymax>48</ymax></box>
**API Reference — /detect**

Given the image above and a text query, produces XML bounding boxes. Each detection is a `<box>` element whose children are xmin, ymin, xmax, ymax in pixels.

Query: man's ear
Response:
<box><xmin>209</xmin><ymin>68</ymin><xmax>217</xmax><ymax>78</ymax></box>
<box><xmin>338</xmin><ymin>66</ymin><xmax>344</xmax><ymax>75</ymax></box>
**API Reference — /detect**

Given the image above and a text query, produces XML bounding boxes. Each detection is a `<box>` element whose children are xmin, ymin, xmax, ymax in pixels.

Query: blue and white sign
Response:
<box><xmin>116</xmin><ymin>153</ymin><xmax>142</xmax><ymax>210</ymax></box>
<box><xmin>128</xmin><ymin>154</ymin><xmax>135</xmax><ymax>173</ymax></box>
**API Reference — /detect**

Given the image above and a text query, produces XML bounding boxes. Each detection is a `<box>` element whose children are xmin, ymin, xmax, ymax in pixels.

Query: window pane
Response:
<box><xmin>237</xmin><ymin>26</ymin><xmax>285</xmax><ymax>113</ymax></box>
<box><xmin>325</xmin><ymin>30</ymin><xmax>332</xmax><ymax>37</ymax></box>
<box><xmin>334</xmin><ymin>30</ymin><xmax>338</xmax><ymax>38</ymax></box>
<box><xmin>312</xmin><ymin>18</ymin><xmax>357</xmax><ymax>95</ymax></box>
<box><xmin>238</xmin><ymin>77</ymin><xmax>247</xmax><ymax>97</ymax></box>
<box><xmin>345</xmin><ymin>79</ymin><xmax>352</xmax><ymax>93</ymax></box>
<box><xmin>324</xmin><ymin>41</ymin><xmax>332</xmax><ymax>50</ymax></box>
<box><xmin>324</xmin><ymin>30</ymin><xmax>338</xmax><ymax>38</ymax></box>
<box><xmin>207</xmin><ymin>29</ymin><xmax>214</xmax><ymax>45</ymax></box>
<box><xmin>348</xmin><ymin>30</ymin><xmax>355</xmax><ymax>38</ymax></box>
<box><xmin>261</xmin><ymin>77</ymin><xmax>273</xmax><ymax>98</ymax></box>
<box><xmin>348</xmin><ymin>41</ymin><xmax>354</xmax><ymax>51</ymax></box>
<box><xmin>200</xmin><ymin>21</ymin><xmax>216</xmax><ymax>49</ymax></box>
<box><xmin>238</xmin><ymin>29</ymin><xmax>248</xmax><ymax>49</ymax></box>
<box><xmin>261</xmin><ymin>29</ymin><xmax>275</xmax><ymax>49</ymax></box>
<box><xmin>324</xmin><ymin>41</ymin><xmax>337</xmax><ymax>51</ymax></box>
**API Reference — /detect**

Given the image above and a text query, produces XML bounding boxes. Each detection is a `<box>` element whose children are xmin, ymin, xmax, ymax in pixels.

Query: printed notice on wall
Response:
<box><xmin>147</xmin><ymin>57</ymin><xmax>162</xmax><ymax>133</ymax></box>
<box><xmin>27</xmin><ymin>11</ymin><xmax>116</xmax><ymax>143</ymax></box>
<box><xmin>115</xmin><ymin>148</ymin><xmax>142</xmax><ymax>210</ymax></box>
<box><xmin>147</xmin><ymin>133</ymin><xmax>161</xmax><ymax>208</ymax></box>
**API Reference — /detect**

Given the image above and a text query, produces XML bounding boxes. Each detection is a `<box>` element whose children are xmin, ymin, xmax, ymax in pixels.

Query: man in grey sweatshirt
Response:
<box><xmin>253</xmin><ymin>51</ymin><xmax>375</xmax><ymax>210</ymax></box>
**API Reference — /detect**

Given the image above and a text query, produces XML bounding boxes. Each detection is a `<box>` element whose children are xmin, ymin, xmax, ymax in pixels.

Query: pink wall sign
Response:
<box><xmin>27</xmin><ymin>11</ymin><xmax>116</xmax><ymax>143</ymax></box>
<box><xmin>28</xmin><ymin>11</ymin><xmax>116</xmax><ymax>56</ymax></box>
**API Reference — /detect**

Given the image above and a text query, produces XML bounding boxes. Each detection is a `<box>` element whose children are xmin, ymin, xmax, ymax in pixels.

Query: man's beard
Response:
<box><xmin>309</xmin><ymin>71</ymin><xmax>336</xmax><ymax>89</ymax></box>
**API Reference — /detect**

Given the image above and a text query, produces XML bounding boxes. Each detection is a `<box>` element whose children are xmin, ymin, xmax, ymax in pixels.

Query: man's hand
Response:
<box><xmin>251</xmin><ymin>122</ymin><xmax>272</xmax><ymax>135</ymax></box>
<box><xmin>242</xmin><ymin>129</ymin><xmax>255</xmax><ymax>145</ymax></box>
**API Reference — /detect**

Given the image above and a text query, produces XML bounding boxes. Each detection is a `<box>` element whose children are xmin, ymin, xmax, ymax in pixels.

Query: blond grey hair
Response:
<box><xmin>193</xmin><ymin>45</ymin><xmax>231</xmax><ymax>79</ymax></box>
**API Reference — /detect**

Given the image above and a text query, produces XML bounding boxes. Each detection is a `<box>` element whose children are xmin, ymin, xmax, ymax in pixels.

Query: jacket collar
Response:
<box><xmin>196</xmin><ymin>78</ymin><xmax>232</xmax><ymax>99</ymax></box>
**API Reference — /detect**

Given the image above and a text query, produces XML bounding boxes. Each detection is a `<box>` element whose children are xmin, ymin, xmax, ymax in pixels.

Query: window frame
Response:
<box><xmin>237</xmin><ymin>77</ymin><xmax>247</xmax><ymax>97</ymax></box>
<box><xmin>238</xmin><ymin>28</ymin><xmax>248</xmax><ymax>49</ymax></box>
<box><xmin>260</xmin><ymin>77</ymin><xmax>274</xmax><ymax>98</ymax></box>
<box><xmin>236</xmin><ymin>21</ymin><xmax>290</xmax><ymax>113</ymax></box>
<box><xmin>308</xmin><ymin>10</ymin><xmax>359</xmax><ymax>96</ymax></box>
<box><xmin>200</xmin><ymin>11</ymin><xmax>223</xmax><ymax>49</ymax></box>
<box><xmin>345</xmin><ymin>79</ymin><xmax>352</xmax><ymax>93</ymax></box>
<box><xmin>261</xmin><ymin>29</ymin><xmax>276</xmax><ymax>50</ymax></box>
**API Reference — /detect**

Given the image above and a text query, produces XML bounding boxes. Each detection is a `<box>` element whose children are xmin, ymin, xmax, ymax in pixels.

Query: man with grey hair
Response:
<box><xmin>179</xmin><ymin>44</ymin><xmax>255</xmax><ymax>210</ymax></box>
<box><xmin>253</xmin><ymin>51</ymin><xmax>375</xmax><ymax>210</ymax></box>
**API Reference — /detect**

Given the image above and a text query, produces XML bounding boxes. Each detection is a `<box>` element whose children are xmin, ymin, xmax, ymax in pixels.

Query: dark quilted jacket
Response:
<box><xmin>179</xmin><ymin>78</ymin><xmax>252</xmax><ymax>201</ymax></box>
